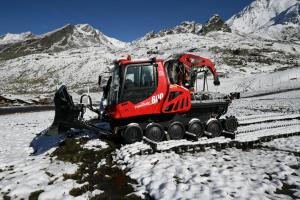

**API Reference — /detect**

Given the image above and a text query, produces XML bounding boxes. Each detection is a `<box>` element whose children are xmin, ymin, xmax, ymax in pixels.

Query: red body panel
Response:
<box><xmin>162</xmin><ymin>84</ymin><xmax>191</xmax><ymax>114</ymax></box>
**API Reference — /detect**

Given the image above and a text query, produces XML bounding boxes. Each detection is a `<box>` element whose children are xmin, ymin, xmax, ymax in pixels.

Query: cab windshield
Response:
<box><xmin>107</xmin><ymin>67</ymin><xmax>120</xmax><ymax>105</ymax></box>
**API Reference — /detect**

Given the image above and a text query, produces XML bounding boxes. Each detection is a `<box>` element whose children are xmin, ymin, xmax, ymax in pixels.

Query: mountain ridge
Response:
<box><xmin>0</xmin><ymin>24</ymin><xmax>126</xmax><ymax>60</ymax></box>
<box><xmin>1</xmin><ymin>0</ymin><xmax>299</xmax><ymax>47</ymax></box>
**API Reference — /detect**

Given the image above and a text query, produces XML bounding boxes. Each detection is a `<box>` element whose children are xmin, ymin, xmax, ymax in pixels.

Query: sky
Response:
<box><xmin>0</xmin><ymin>0</ymin><xmax>254</xmax><ymax>41</ymax></box>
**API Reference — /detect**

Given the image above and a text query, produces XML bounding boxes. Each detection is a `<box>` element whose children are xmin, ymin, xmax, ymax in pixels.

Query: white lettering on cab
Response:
<box><xmin>152</xmin><ymin>93</ymin><xmax>164</xmax><ymax>104</ymax></box>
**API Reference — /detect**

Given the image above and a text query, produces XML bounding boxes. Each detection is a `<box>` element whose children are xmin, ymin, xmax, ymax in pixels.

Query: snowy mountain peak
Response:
<box><xmin>0</xmin><ymin>24</ymin><xmax>125</xmax><ymax>60</ymax></box>
<box><xmin>41</xmin><ymin>23</ymin><xmax>112</xmax><ymax>47</ymax></box>
<box><xmin>0</xmin><ymin>31</ymin><xmax>35</xmax><ymax>45</ymax></box>
<box><xmin>227</xmin><ymin>0</ymin><xmax>299</xmax><ymax>34</ymax></box>
<box><xmin>73</xmin><ymin>24</ymin><xmax>126</xmax><ymax>47</ymax></box>
<box><xmin>76</xmin><ymin>24</ymin><xmax>99</xmax><ymax>35</ymax></box>
<box><xmin>208</xmin><ymin>14</ymin><xmax>221</xmax><ymax>22</ymax></box>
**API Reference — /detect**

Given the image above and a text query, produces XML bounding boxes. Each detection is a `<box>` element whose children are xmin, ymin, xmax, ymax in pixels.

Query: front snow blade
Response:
<box><xmin>48</xmin><ymin>85</ymin><xmax>111</xmax><ymax>137</ymax></box>
<box><xmin>48</xmin><ymin>85</ymin><xmax>83</xmax><ymax>135</ymax></box>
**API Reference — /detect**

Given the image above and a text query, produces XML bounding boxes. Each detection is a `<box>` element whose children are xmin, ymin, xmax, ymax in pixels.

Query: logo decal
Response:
<box><xmin>134</xmin><ymin>93</ymin><xmax>164</xmax><ymax>109</ymax></box>
<box><xmin>152</xmin><ymin>93</ymin><xmax>164</xmax><ymax>104</ymax></box>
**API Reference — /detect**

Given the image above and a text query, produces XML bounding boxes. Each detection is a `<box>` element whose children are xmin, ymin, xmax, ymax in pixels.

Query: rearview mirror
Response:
<box><xmin>213</xmin><ymin>77</ymin><xmax>220</xmax><ymax>86</ymax></box>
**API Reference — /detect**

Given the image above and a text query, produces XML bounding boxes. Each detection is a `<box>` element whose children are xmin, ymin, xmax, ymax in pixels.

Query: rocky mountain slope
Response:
<box><xmin>141</xmin><ymin>14</ymin><xmax>230</xmax><ymax>40</ymax></box>
<box><xmin>0</xmin><ymin>0</ymin><xmax>299</xmax><ymax>95</ymax></box>
<box><xmin>141</xmin><ymin>21</ymin><xmax>202</xmax><ymax>41</ymax></box>
<box><xmin>199</xmin><ymin>15</ymin><xmax>231</xmax><ymax>35</ymax></box>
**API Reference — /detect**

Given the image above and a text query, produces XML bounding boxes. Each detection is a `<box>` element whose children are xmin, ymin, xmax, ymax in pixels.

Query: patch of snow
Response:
<box><xmin>263</xmin><ymin>136</ymin><xmax>300</xmax><ymax>152</ymax></box>
<box><xmin>82</xmin><ymin>139</ymin><xmax>108</xmax><ymax>150</ymax></box>
<box><xmin>0</xmin><ymin>111</ymin><xmax>81</xmax><ymax>199</ymax></box>
<box><xmin>92</xmin><ymin>189</ymin><xmax>103</xmax><ymax>196</ymax></box>
<box><xmin>116</xmin><ymin>146</ymin><xmax>300</xmax><ymax>200</ymax></box>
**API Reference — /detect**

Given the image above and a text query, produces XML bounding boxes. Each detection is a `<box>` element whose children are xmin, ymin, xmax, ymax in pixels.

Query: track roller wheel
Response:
<box><xmin>121</xmin><ymin>123</ymin><xmax>143</xmax><ymax>144</ymax></box>
<box><xmin>188</xmin><ymin>119</ymin><xmax>204</xmax><ymax>137</ymax></box>
<box><xmin>223</xmin><ymin>116</ymin><xmax>238</xmax><ymax>132</ymax></box>
<box><xmin>206</xmin><ymin>119</ymin><xmax>222</xmax><ymax>137</ymax></box>
<box><xmin>168</xmin><ymin>121</ymin><xmax>185</xmax><ymax>140</ymax></box>
<box><xmin>145</xmin><ymin>123</ymin><xmax>164</xmax><ymax>142</ymax></box>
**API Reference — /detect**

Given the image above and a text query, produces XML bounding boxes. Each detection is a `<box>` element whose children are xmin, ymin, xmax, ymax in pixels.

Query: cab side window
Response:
<box><xmin>141</xmin><ymin>65</ymin><xmax>155</xmax><ymax>87</ymax></box>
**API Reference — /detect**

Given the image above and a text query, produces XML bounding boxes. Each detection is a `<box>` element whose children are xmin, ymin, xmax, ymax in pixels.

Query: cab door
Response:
<box><xmin>120</xmin><ymin>64</ymin><xmax>157</xmax><ymax>104</ymax></box>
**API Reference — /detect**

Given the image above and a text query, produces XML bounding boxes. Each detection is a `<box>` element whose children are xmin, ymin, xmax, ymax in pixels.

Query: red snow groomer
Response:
<box><xmin>49</xmin><ymin>53</ymin><xmax>239</xmax><ymax>143</ymax></box>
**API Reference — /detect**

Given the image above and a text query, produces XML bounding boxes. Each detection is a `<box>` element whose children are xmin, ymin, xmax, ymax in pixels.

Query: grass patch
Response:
<box><xmin>51</xmin><ymin>137</ymin><xmax>151</xmax><ymax>199</ymax></box>
<box><xmin>7</xmin><ymin>165</ymin><xmax>14</xmax><ymax>171</ymax></box>
<box><xmin>48</xmin><ymin>177</ymin><xmax>59</xmax><ymax>185</ymax></box>
<box><xmin>29</xmin><ymin>190</ymin><xmax>44</xmax><ymax>200</ymax></box>
<box><xmin>173</xmin><ymin>176</ymin><xmax>183</xmax><ymax>184</ymax></box>
<box><xmin>69</xmin><ymin>185</ymin><xmax>93</xmax><ymax>196</ymax></box>
<box><xmin>275</xmin><ymin>183</ymin><xmax>299</xmax><ymax>200</ymax></box>
<box><xmin>3</xmin><ymin>195</ymin><xmax>11</xmax><ymax>200</ymax></box>
<box><xmin>45</xmin><ymin>171</ymin><xmax>54</xmax><ymax>177</ymax></box>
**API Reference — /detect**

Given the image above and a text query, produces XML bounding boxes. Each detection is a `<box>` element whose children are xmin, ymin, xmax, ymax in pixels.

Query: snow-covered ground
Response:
<box><xmin>0</xmin><ymin>111</ymin><xmax>82</xmax><ymax>199</ymax></box>
<box><xmin>1</xmin><ymin>71</ymin><xmax>299</xmax><ymax>196</ymax></box>
<box><xmin>0</xmin><ymin>89</ymin><xmax>299</xmax><ymax>200</ymax></box>
<box><xmin>0</xmin><ymin>110</ymin><xmax>116</xmax><ymax>199</ymax></box>
<box><xmin>116</xmin><ymin>145</ymin><xmax>300</xmax><ymax>200</ymax></box>
<box><xmin>226</xmin><ymin>90</ymin><xmax>300</xmax><ymax>117</ymax></box>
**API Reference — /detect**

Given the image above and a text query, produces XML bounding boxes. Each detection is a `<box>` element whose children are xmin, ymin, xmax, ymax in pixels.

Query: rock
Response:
<box><xmin>199</xmin><ymin>14</ymin><xmax>231</xmax><ymax>35</ymax></box>
<box><xmin>143</xmin><ymin>21</ymin><xmax>202</xmax><ymax>40</ymax></box>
